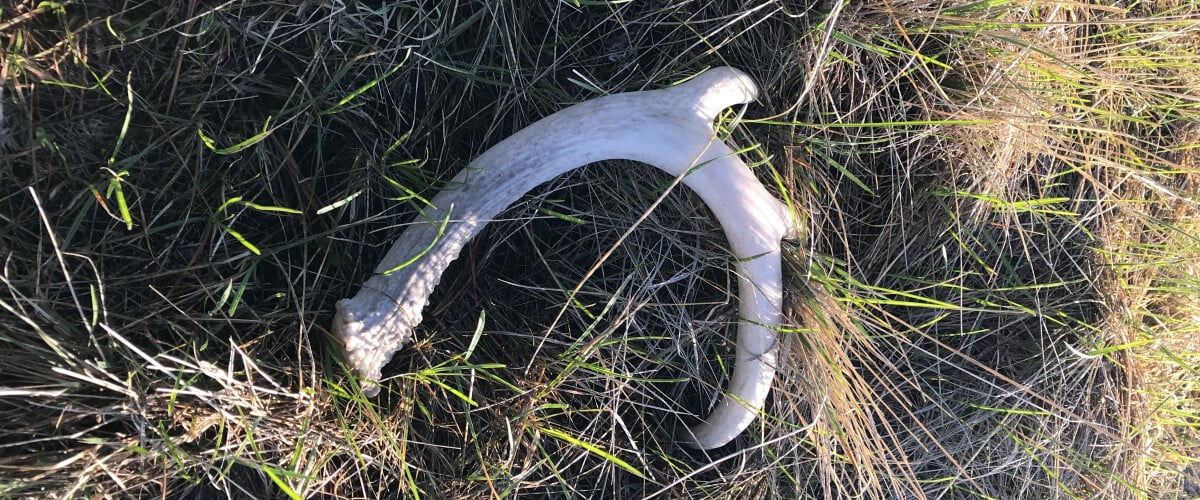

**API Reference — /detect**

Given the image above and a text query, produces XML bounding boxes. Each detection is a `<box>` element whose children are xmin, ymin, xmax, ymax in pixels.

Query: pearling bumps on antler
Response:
<box><xmin>334</xmin><ymin>67</ymin><xmax>794</xmax><ymax>449</ymax></box>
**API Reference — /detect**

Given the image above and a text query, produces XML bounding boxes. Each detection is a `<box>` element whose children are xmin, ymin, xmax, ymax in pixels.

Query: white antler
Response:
<box><xmin>334</xmin><ymin>67</ymin><xmax>794</xmax><ymax>449</ymax></box>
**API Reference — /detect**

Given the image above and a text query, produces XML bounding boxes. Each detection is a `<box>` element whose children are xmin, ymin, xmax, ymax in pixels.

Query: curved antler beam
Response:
<box><xmin>334</xmin><ymin>67</ymin><xmax>794</xmax><ymax>449</ymax></box>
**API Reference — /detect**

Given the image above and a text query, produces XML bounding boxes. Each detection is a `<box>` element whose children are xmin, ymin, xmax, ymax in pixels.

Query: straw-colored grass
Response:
<box><xmin>1</xmin><ymin>1</ymin><xmax>1197</xmax><ymax>497</ymax></box>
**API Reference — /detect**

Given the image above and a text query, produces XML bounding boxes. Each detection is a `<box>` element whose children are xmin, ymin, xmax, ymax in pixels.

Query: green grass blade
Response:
<box><xmin>537</xmin><ymin>426</ymin><xmax>646</xmax><ymax>479</ymax></box>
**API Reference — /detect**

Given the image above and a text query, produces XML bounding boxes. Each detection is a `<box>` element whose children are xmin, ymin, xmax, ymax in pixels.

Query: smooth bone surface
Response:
<box><xmin>334</xmin><ymin>67</ymin><xmax>793</xmax><ymax>449</ymax></box>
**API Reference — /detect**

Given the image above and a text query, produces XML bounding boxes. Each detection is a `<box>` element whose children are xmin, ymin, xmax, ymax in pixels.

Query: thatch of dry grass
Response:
<box><xmin>2</xmin><ymin>0</ymin><xmax>1198</xmax><ymax>498</ymax></box>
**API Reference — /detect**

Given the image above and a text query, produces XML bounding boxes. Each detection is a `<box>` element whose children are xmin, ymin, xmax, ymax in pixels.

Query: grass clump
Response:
<box><xmin>1</xmin><ymin>0</ymin><xmax>1197</xmax><ymax>497</ymax></box>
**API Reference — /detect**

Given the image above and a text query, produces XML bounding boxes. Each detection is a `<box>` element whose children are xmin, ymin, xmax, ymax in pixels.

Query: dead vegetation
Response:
<box><xmin>1</xmin><ymin>1</ymin><xmax>1198</xmax><ymax>498</ymax></box>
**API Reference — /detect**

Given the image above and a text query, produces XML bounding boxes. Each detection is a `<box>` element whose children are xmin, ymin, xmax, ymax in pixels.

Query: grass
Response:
<box><xmin>2</xmin><ymin>0</ymin><xmax>1198</xmax><ymax>497</ymax></box>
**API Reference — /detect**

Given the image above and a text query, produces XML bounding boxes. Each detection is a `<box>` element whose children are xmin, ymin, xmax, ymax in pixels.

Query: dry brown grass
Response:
<box><xmin>2</xmin><ymin>0</ymin><xmax>1198</xmax><ymax>498</ymax></box>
